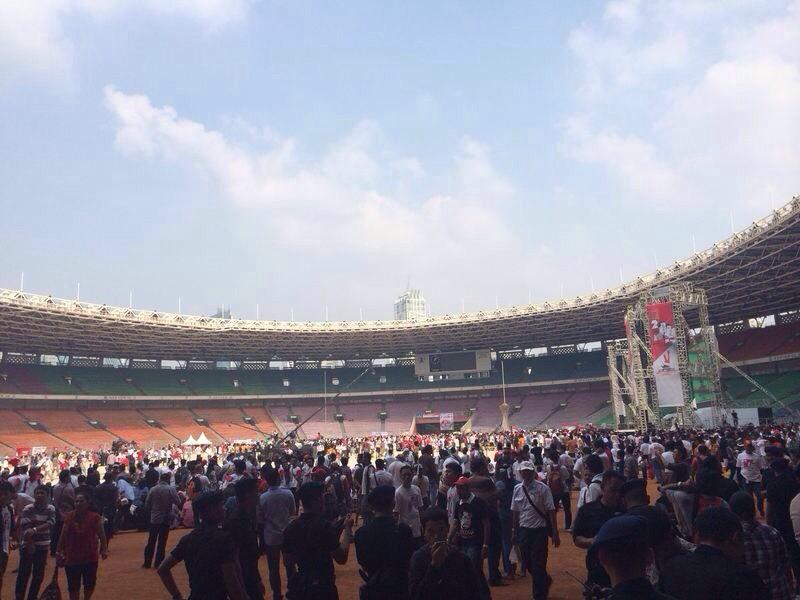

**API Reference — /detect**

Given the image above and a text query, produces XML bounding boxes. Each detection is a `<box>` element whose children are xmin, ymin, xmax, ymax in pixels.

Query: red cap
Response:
<box><xmin>454</xmin><ymin>476</ymin><xmax>471</xmax><ymax>486</ymax></box>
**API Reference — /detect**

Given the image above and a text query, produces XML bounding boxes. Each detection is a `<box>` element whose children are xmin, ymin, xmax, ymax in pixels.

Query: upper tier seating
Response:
<box><xmin>717</xmin><ymin>322</ymin><xmax>800</xmax><ymax>362</ymax></box>
<box><xmin>0</xmin><ymin>351</ymin><xmax>610</xmax><ymax>398</ymax></box>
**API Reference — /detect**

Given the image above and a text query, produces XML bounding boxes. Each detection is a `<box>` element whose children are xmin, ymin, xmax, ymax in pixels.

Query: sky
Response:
<box><xmin>0</xmin><ymin>0</ymin><xmax>798</xmax><ymax>322</ymax></box>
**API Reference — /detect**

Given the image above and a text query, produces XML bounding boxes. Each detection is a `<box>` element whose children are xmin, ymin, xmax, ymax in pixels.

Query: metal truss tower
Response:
<box><xmin>607</xmin><ymin>283</ymin><xmax>725</xmax><ymax>429</ymax></box>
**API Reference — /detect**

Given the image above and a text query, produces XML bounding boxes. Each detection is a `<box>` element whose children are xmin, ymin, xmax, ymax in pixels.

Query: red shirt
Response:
<box><xmin>62</xmin><ymin>511</ymin><xmax>102</xmax><ymax>565</ymax></box>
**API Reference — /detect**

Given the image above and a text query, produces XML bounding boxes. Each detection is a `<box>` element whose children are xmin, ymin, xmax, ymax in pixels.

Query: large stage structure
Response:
<box><xmin>607</xmin><ymin>284</ymin><xmax>725</xmax><ymax>429</ymax></box>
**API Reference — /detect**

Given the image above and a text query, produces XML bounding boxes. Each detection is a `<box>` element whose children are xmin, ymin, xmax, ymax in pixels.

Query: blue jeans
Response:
<box><xmin>462</xmin><ymin>545</ymin><xmax>491</xmax><ymax>600</ymax></box>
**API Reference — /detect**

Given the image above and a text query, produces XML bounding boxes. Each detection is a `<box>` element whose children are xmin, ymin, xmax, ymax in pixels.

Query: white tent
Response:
<box><xmin>183</xmin><ymin>435</ymin><xmax>198</xmax><ymax>446</ymax></box>
<box><xmin>196</xmin><ymin>432</ymin><xmax>212</xmax><ymax>445</ymax></box>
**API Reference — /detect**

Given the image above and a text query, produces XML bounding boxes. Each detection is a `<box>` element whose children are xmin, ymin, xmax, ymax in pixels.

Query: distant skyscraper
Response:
<box><xmin>394</xmin><ymin>289</ymin><xmax>427</xmax><ymax>321</ymax></box>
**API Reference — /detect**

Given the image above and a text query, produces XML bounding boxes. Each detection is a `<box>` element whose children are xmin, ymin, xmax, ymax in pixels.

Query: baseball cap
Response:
<box><xmin>589</xmin><ymin>515</ymin><xmax>648</xmax><ymax>555</ymax></box>
<box><xmin>454</xmin><ymin>476</ymin><xmax>471</xmax><ymax>486</ymax></box>
<box><xmin>517</xmin><ymin>461</ymin><xmax>536</xmax><ymax>472</ymax></box>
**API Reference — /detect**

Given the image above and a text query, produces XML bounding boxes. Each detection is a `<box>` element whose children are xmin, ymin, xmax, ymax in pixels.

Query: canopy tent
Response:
<box><xmin>183</xmin><ymin>435</ymin><xmax>198</xmax><ymax>446</ymax></box>
<box><xmin>196</xmin><ymin>432</ymin><xmax>212</xmax><ymax>445</ymax></box>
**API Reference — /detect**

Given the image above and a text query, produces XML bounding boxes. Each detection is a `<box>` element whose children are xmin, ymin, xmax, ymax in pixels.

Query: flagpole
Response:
<box><xmin>501</xmin><ymin>360</ymin><xmax>507</xmax><ymax>405</ymax></box>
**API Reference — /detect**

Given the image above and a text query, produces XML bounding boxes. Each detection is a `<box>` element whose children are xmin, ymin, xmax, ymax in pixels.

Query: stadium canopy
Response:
<box><xmin>1</xmin><ymin>197</ymin><xmax>799</xmax><ymax>362</ymax></box>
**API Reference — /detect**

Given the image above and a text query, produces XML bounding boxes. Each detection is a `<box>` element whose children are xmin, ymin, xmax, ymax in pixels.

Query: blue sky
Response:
<box><xmin>1</xmin><ymin>1</ymin><xmax>798</xmax><ymax>321</ymax></box>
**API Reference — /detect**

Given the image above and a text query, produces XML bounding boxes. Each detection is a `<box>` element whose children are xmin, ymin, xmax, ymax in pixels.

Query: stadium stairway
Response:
<box><xmin>536</xmin><ymin>391</ymin><xmax>577</xmax><ymax>427</ymax></box>
<box><xmin>134</xmin><ymin>408</ymin><xmax>183</xmax><ymax>445</ymax></box>
<box><xmin>187</xmin><ymin>407</ymin><xmax>231</xmax><ymax>444</ymax></box>
<box><xmin>237</xmin><ymin>406</ymin><xmax>276</xmax><ymax>438</ymax></box>
<box><xmin>13</xmin><ymin>409</ymin><xmax>77</xmax><ymax>449</ymax></box>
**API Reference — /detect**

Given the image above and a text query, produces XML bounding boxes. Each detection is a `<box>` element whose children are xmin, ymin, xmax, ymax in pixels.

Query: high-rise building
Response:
<box><xmin>394</xmin><ymin>289</ymin><xmax>427</xmax><ymax>321</ymax></box>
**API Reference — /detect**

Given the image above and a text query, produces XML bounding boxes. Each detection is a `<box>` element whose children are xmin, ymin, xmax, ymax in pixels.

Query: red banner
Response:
<box><xmin>646</xmin><ymin>301</ymin><xmax>683</xmax><ymax>407</ymax></box>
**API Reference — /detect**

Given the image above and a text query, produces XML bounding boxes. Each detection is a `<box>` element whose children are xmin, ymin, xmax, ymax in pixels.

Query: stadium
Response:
<box><xmin>1</xmin><ymin>196</ymin><xmax>799</xmax><ymax>454</ymax></box>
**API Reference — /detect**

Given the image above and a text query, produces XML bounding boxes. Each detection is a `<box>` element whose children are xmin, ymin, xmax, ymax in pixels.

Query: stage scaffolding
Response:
<box><xmin>607</xmin><ymin>283</ymin><xmax>725</xmax><ymax>430</ymax></box>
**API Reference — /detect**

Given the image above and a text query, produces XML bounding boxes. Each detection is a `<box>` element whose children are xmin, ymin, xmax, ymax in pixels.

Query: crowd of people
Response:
<box><xmin>1</xmin><ymin>423</ymin><xmax>800</xmax><ymax>599</ymax></box>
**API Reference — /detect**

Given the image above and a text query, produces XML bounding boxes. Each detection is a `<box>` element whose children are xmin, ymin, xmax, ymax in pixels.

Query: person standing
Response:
<box><xmin>55</xmin><ymin>491</ymin><xmax>108</xmax><ymax>600</ymax></box>
<box><xmin>511</xmin><ymin>461</ymin><xmax>560</xmax><ymax>600</ymax></box>
<box><xmin>0</xmin><ymin>480</ymin><xmax>15</xmax><ymax>600</ymax></box>
<box><xmin>157</xmin><ymin>491</ymin><xmax>248</xmax><ymax>600</ymax></box>
<box><xmin>260</xmin><ymin>466</ymin><xmax>297</xmax><ymax>600</ymax></box>
<box><xmin>282</xmin><ymin>482</ymin><xmax>353</xmax><ymax>600</ymax></box>
<box><xmin>93</xmin><ymin>472</ymin><xmax>119</xmax><ymax>543</ymax></box>
<box><xmin>395</xmin><ymin>465</ymin><xmax>424</xmax><ymax>547</ymax></box>
<box><xmin>591</xmin><ymin>515</ymin><xmax>677</xmax><ymax>600</ymax></box>
<box><xmin>765</xmin><ymin>458</ymin><xmax>800</xmax><ymax>585</ymax></box>
<box><xmin>737</xmin><ymin>443</ymin><xmax>766</xmax><ymax>516</ymax></box>
<box><xmin>729</xmin><ymin>491</ymin><xmax>794</xmax><ymax>600</ymax></box>
<box><xmin>494</xmin><ymin>468</ymin><xmax>516</xmax><ymax>578</ymax></box>
<box><xmin>418</xmin><ymin>445</ymin><xmax>439</xmax><ymax>506</ymax></box>
<box><xmin>355</xmin><ymin>485</ymin><xmax>415</xmax><ymax>599</ymax></box>
<box><xmin>659</xmin><ymin>506</ymin><xmax>766</xmax><ymax>600</ymax></box>
<box><xmin>572</xmin><ymin>471</ymin><xmax>625</xmax><ymax>592</ymax></box>
<box><xmin>142</xmin><ymin>471</ymin><xmax>181</xmax><ymax>569</ymax></box>
<box><xmin>15</xmin><ymin>485</ymin><xmax>55</xmax><ymax>600</ymax></box>
<box><xmin>546</xmin><ymin>451</ymin><xmax>572</xmax><ymax>531</ymax></box>
<box><xmin>469</xmin><ymin>457</ymin><xmax>504</xmax><ymax>587</ymax></box>
<box><xmin>409</xmin><ymin>507</ymin><xmax>480</xmax><ymax>600</ymax></box>
<box><xmin>449</xmin><ymin>477</ymin><xmax>491</xmax><ymax>600</ymax></box>
<box><xmin>51</xmin><ymin>469</ymin><xmax>76</xmax><ymax>556</ymax></box>
<box><xmin>623</xmin><ymin>446</ymin><xmax>639</xmax><ymax>481</ymax></box>
<box><xmin>225</xmin><ymin>478</ymin><xmax>265</xmax><ymax>600</ymax></box>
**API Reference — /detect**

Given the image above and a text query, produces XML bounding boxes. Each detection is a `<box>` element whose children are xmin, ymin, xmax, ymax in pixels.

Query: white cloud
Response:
<box><xmin>0</xmin><ymin>1</ymin><xmax>74</xmax><ymax>85</ymax></box>
<box><xmin>562</xmin><ymin>0</ymin><xmax>800</xmax><ymax>212</ymax></box>
<box><xmin>391</xmin><ymin>157</ymin><xmax>425</xmax><ymax>179</ymax></box>
<box><xmin>567</xmin><ymin>24</ymin><xmax>689</xmax><ymax>98</ymax></box>
<box><xmin>104</xmin><ymin>86</ymin><xmax>515</xmax><ymax>263</ymax></box>
<box><xmin>561</xmin><ymin>117</ymin><xmax>678</xmax><ymax>203</ymax></box>
<box><xmin>0</xmin><ymin>0</ymin><xmax>249</xmax><ymax>85</ymax></box>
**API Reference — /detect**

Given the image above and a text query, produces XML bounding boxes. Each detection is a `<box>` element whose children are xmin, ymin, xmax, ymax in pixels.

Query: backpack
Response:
<box><xmin>547</xmin><ymin>465</ymin><xmax>564</xmax><ymax>496</ymax></box>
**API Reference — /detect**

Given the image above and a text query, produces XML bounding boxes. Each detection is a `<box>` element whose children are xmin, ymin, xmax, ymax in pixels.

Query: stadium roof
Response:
<box><xmin>2</xmin><ymin>197</ymin><xmax>799</xmax><ymax>362</ymax></box>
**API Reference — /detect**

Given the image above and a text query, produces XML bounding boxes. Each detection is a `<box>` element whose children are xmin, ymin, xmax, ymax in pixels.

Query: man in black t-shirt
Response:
<box><xmin>157</xmin><ymin>491</ymin><xmax>247</xmax><ymax>600</ymax></box>
<box><xmin>282</xmin><ymin>482</ymin><xmax>353</xmax><ymax>600</ymax></box>
<box><xmin>449</xmin><ymin>476</ymin><xmax>491</xmax><ymax>600</ymax></box>
<box><xmin>225</xmin><ymin>478</ymin><xmax>264</xmax><ymax>600</ymax></box>
<box><xmin>355</xmin><ymin>485</ymin><xmax>415</xmax><ymax>599</ymax></box>
<box><xmin>659</xmin><ymin>507</ymin><xmax>765</xmax><ymax>599</ymax></box>
<box><xmin>572</xmin><ymin>470</ymin><xmax>625</xmax><ymax>589</ymax></box>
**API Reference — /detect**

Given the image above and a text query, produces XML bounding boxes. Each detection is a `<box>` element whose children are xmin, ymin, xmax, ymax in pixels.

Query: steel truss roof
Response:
<box><xmin>1</xmin><ymin>197</ymin><xmax>799</xmax><ymax>361</ymax></box>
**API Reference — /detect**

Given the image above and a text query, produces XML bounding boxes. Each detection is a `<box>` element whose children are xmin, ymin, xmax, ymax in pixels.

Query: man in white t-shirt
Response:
<box><xmin>387</xmin><ymin>454</ymin><xmax>407</xmax><ymax>488</ymax></box>
<box><xmin>394</xmin><ymin>465</ymin><xmax>423</xmax><ymax>544</ymax></box>
<box><xmin>736</xmin><ymin>443</ymin><xmax>765</xmax><ymax>515</ymax></box>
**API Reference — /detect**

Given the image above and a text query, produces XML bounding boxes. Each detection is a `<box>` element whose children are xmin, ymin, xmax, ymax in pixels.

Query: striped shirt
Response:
<box><xmin>20</xmin><ymin>503</ymin><xmax>56</xmax><ymax>548</ymax></box>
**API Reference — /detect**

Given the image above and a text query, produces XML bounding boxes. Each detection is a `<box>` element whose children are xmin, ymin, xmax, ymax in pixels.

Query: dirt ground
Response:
<box><xmin>2</xmin><ymin>502</ymin><xmax>588</xmax><ymax>600</ymax></box>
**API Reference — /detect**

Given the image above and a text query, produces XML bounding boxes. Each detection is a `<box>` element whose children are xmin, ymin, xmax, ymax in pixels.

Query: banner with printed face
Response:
<box><xmin>646</xmin><ymin>301</ymin><xmax>684</xmax><ymax>407</ymax></box>
<box><xmin>439</xmin><ymin>412</ymin><xmax>454</xmax><ymax>431</ymax></box>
